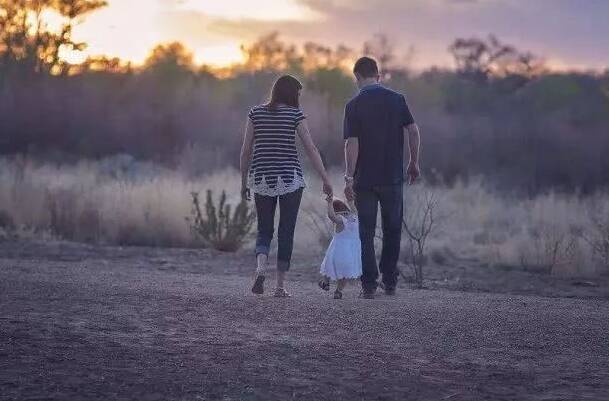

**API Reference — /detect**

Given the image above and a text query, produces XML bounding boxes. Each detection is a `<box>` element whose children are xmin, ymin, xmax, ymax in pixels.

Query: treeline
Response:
<box><xmin>1</xmin><ymin>1</ymin><xmax>609</xmax><ymax>194</ymax></box>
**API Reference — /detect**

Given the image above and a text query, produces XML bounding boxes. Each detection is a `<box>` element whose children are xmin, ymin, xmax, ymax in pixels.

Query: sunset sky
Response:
<box><xmin>68</xmin><ymin>0</ymin><xmax>609</xmax><ymax>70</ymax></box>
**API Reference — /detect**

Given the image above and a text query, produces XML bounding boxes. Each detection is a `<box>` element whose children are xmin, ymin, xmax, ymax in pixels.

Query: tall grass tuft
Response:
<box><xmin>189</xmin><ymin>190</ymin><xmax>255</xmax><ymax>252</ymax></box>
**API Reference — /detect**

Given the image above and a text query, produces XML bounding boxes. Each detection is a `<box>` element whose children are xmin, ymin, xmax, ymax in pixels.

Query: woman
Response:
<box><xmin>240</xmin><ymin>75</ymin><xmax>333</xmax><ymax>297</ymax></box>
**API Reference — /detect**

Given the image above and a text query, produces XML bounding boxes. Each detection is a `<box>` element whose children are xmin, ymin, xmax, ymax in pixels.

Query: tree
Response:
<box><xmin>363</xmin><ymin>33</ymin><xmax>396</xmax><ymax>77</ymax></box>
<box><xmin>240</xmin><ymin>32</ymin><xmax>302</xmax><ymax>72</ymax></box>
<box><xmin>0</xmin><ymin>0</ymin><xmax>107</xmax><ymax>75</ymax></box>
<box><xmin>448</xmin><ymin>34</ymin><xmax>544</xmax><ymax>83</ymax></box>
<box><xmin>144</xmin><ymin>42</ymin><xmax>195</xmax><ymax>76</ymax></box>
<box><xmin>302</xmin><ymin>42</ymin><xmax>353</xmax><ymax>72</ymax></box>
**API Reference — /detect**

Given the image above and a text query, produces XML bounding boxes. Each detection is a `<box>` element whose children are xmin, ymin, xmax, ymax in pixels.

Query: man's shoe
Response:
<box><xmin>384</xmin><ymin>287</ymin><xmax>396</xmax><ymax>296</ymax></box>
<box><xmin>359</xmin><ymin>289</ymin><xmax>375</xmax><ymax>299</ymax></box>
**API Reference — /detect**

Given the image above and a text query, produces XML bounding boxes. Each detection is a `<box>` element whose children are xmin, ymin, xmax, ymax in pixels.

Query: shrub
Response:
<box><xmin>189</xmin><ymin>190</ymin><xmax>255</xmax><ymax>252</ymax></box>
<box><xmin>519</xmin><ymin>222</ymin><xmax>579</xmax><ymax>275</ymax></box>
<box><xmin>0</xmin><ymin>209</ymin><xmax>15</xmax><ymax>231</ymax></box>
<box><xmin>402</xmin><ymin>188</ymin><xmax>443</xmax><ymax>289</ymax></box>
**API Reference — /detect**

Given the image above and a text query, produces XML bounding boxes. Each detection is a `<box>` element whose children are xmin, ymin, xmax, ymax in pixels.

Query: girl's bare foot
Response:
<box><xmin>318</xmin><ymin>277</ymin><xmax>330</xmax><ymax>291</ymax></box>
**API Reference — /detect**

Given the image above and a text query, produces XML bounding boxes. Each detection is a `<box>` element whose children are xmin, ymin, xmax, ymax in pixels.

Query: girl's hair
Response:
<box><xmin>267</xmin><ymin>75</ymin><xmax>302</xmax><ymax>110</ymax></box>
<box><xmin>332</xmin><ymin>198</ymin><xmax>351</xmax><ymax>214</ymax></box>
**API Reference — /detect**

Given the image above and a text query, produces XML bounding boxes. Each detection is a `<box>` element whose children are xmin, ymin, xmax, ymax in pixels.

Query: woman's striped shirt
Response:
<box><xmin>247</xmin><ymin>105</ymin><xmax>306</xmax><ymax>196</ymax></box>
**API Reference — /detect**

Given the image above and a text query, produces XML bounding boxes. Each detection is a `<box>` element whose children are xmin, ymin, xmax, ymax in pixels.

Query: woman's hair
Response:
<box><xmin>267</xmin><ymin>75</ymin><xmax>303</xmax><ymax>110</ymax></box>
<box><xmin>332</xmin><ymin>198</ymin><xmax>351</xmax><ymax>214</ymax></box>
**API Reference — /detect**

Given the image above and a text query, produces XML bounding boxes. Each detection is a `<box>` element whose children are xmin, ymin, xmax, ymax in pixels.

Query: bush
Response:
<box><xmin>189</xmin><ymin>190</ymin><xmax>255</xmax><ymax>252</ymax></box>
<box><xmin>0</xmin><ymin>209</ymin><xmax>15</xmax><ymax>231</ymax></box>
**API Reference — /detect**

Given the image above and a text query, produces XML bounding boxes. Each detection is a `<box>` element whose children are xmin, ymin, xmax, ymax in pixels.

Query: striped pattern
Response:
<box><xmin>248</xmin><ymin>105</ymin><xmax>306</xmax><ymax>196</ymax></box>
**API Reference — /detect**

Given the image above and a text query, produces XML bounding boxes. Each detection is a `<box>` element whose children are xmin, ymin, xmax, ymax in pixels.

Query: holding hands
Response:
<box><xmin>322</xmin><ymin>177</ymin><xmax>333</xmax><ymax>199</ymax></box>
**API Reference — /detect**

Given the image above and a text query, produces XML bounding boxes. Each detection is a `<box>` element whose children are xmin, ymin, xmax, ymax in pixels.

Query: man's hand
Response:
<box><xmin>406</xmin><ymin>162</ymin><xmax>420</xmax><ymax>185</ymax></box>
<box><xmin>344</xmin><ymin>182</ymin><xmax>355</xmax><ymax>201</ymax></box>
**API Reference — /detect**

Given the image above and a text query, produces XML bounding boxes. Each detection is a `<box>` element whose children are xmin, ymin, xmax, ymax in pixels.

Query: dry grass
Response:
<box><xmin>0</xmin><ymin>157</ymin><xmax>607</xmax><ymax>276</ymax></box>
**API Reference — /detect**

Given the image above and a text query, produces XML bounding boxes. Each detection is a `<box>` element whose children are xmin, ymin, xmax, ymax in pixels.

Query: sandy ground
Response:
<box><xmin>1</xmin><ymin>241</ymin><xmax>609</xmax><ymax>401</ymax></box>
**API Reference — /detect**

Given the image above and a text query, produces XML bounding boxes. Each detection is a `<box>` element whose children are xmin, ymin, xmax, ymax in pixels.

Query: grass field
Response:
<box><xmin>1</xmin><ymin>156</ymin><xmax>608</xmax><ymax>278</ymax></box>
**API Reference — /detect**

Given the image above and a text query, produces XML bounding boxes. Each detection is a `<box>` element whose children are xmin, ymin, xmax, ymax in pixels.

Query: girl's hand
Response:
<box><xmin>325</xmin><ymin>194</ymin><xmax>333</xmax><ymax>203</ymax></box>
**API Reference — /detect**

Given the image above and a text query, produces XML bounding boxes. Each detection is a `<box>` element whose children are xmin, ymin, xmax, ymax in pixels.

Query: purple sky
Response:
<box><xmin>75</xmin><ymin>0</ymin><xmax>609</xmax><ymax>70</ymax></box>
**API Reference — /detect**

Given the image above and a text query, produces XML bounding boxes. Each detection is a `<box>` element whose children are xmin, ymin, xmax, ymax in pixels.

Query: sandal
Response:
<box><xmin>318</xmin><ymin>279</ymin><xmax>330</xmax><ymax>291</ymax></box>
<box><xmin>273</xmin><ymin>287</ymin><xmax>291</xmax><ymax>298</ymax></box>
<box><xmin>333</xmin><ymin>290</ymin><xmax>343</xmax><ymax>300</ymax></box>
<box><xmin>251</xmin><ymin>275</ymin><xmax>265</xmax><ymax>295</ymax></box>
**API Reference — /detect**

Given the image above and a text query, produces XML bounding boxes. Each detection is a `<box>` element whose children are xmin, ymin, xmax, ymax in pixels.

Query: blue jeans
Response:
<box><xmin>254</xmin><ymin>188</ymin><xmax>303</xmax><ymax>272</ymax></box>
<box><xmin>355</xmin><ymin>184</ymin><xmax>403</xmax><ymax>291</ymax></box>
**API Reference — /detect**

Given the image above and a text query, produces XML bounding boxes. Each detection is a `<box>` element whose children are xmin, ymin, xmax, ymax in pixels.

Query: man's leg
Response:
<box><xmin>378</xmin><ymin>184</ymin><xmax>403</xmax><ymax>290</ymax></box>
<box><xmin>355</xmin><ymin>188</ymin><xmax>379</xmax><ymax>293</ymax></box>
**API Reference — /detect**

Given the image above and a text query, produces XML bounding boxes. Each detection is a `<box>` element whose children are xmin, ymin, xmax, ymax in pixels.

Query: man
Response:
<box><xmin>343</xmin><ymin>56</ymin><xmax>421</xmax><ymax>299</ymax></box>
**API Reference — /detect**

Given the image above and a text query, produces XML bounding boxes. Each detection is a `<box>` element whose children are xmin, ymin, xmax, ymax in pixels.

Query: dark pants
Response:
<box><xmin>355</xmin><ymin>184</ymin><xmax>403</xmax><ymax>291</ymax></box>
<box><xmin>254</xmin><ymin>188</ymin><xmax>303</xmax><ymax>272</ymax></box>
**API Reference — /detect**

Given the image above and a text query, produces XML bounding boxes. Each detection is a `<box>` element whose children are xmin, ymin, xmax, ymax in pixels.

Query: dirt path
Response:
<box><xmin>1</xmin><ymin>242</ymin><xmax>609</xmax><ymax>400</ymax></box>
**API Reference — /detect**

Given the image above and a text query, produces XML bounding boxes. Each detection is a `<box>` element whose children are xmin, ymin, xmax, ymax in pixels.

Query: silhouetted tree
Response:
<box><xmin>448</xmin><ymin>34</ymin><xmax>544</xmax><ymax>83</ymax></box>
<box><xmin>144</xmin><ymin>42</ymin><xmax>195</xmax><ymax>75</ymax></box>
<box><xmin>0</xmin><ymin>0</ymin><xmax>106</xmax><ymax>75</ymax></box>
<box><xmin>240</xmin><ymin>32</ymin><xmax>302</xmax><ymax>72</ymax></box>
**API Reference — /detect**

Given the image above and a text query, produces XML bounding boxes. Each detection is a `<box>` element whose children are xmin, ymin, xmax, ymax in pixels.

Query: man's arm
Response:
<box><xmin>404</xmin><ymin>123</ymin><xmax>421</xmax><ymax>184</ymax></box>
<box><xmin>343</xmin><ymin>101</ymin><xmax>359</xmax><ymax>201</ymax></box>
<box><xmin>345</xmin><ymin>137</ymin><xmax>359</xmax><ymax>178</ymax></box>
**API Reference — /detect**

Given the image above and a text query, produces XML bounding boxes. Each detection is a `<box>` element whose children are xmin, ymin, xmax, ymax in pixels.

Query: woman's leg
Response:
<box><xmin>254</xmin><ymin>193</ymin><xmax>278</xmax><ymax>276</ymax></box>
<box><xmin>276</xmin><ymin>188</ymin><xmax>303</xmax><ymax>288</ymax></box>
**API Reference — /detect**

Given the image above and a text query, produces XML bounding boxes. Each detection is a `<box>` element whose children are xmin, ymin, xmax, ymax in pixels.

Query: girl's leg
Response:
<box><xmin>275</xmin><ymin>188</ymin><xmax>303</xmax><ymax>289</ymax></box>
<box><xmin>318</xmin><ymin>275</ymin><xmax>330</xmax><ymax>291</ymax></box>
<box><xmin>334</xmin><ymin>279</ymin><xmax>346</xmax><ymax>299</ymax></box>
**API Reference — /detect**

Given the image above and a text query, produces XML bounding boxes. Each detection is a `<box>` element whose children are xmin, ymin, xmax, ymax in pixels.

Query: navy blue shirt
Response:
<box><xmin>343</xmin><ymin>84</ymin><xmax>415</xmax><ymax>189</ymax></box>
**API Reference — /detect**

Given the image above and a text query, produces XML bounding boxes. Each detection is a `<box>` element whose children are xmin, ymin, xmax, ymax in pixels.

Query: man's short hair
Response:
<box><xmin>353</xmin><ymin>57</ymin><xmax>379</xmax><ymax>78</ymax></box>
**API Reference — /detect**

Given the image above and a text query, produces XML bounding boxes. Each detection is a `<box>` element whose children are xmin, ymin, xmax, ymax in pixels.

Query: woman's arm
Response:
<box><xmin>296</xmin><ymin>120</ymin><xmax>333</xmax><ymax>197</ymax></box>
<box><xmin>239</xmin><ymin>118</ymin><xmax>255</xmax><ymax>200</ymax></box>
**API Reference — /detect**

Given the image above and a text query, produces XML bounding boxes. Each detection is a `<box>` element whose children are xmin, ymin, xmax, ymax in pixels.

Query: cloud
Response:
<box><xmin>78</xmin><ymin>0</ymin><xmax>609</xmax><ymax>69</ymax></box>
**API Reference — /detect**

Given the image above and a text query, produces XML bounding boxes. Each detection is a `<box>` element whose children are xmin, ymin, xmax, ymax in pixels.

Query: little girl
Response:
<box><xmin>319</xmin><ymin>195</ymin><xmax>362</xmax><ymax>299</ymax></box>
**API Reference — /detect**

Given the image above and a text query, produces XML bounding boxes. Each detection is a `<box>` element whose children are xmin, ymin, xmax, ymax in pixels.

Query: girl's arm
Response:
<box><xmin>296</xmin><ymin>120</ymin><xmax>333</xmax><ymax>197</ymax></box>
<box><xmin>326</xmin><ymin>197</ymin><xmax>344</xmax><ymax>231</ymax></box>
<box><xmin>347</xmin><ymin>199</ymin><xmax>357</xmax><ymax>214</ymax></box>
<box><xmin>239</xmin><ymin>118</ymin><xmax>255</xmax><ymax>200</ymax></box>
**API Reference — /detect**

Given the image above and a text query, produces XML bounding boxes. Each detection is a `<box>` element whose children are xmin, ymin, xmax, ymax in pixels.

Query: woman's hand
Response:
<box><xmin>241</xmin><ymin>184</ymin><xmax>251</xmax><ymax>201</ymax></box>
<box><xmin>322</xmin><ymin>178</ymin><xmax>333</xmax><ymax>198</ymax></box>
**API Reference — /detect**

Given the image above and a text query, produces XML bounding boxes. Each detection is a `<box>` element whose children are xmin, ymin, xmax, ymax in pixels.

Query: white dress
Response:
<box><xmin>320</xmin><ymin>214</ymin><xmax>362</xmax><ymax>280</ymax></box>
